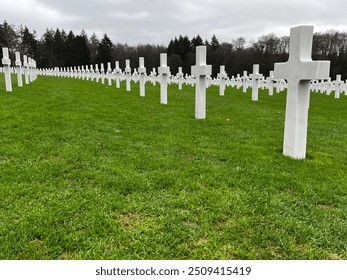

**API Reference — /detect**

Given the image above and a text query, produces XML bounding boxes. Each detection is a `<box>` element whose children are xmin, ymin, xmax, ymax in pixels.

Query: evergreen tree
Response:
<box><xmin>21</xmin><ymin>26</ymin><xmax>38</xmax><ymax>57</ymax></box>
<box><xmin>53</xmin><ymin>28</ymin><xmax>64</xmax><ymax>66</ymax></box>
<box><xmin>41</xmin><ymin>28</ymin><xmax>55</xmax><ymax>68</ymax></box>
<box><xmin>74</xmin><ymin>31</ymin><xmax>90</xmax><ymax>66</ymax></box>
<box><xmin>64</xmin><ymin>31</ymin><xmax>75</xmax><ymax>66</ymax></box>
<box><xmin>191</xmin><ymin>35</ymin><xmax>203</xmax><ymax>49</ymax></box>
<box><xmin>0</xmin><ymin>21</ymin><xmax>18</xmax><ymax>51</ymax></box>
<box><xmin>211</xmin><ymin>34</ymin><xmax>220</xmax><ymax>51</ymax></box>
<box><xmin>96</xmin><ymin>34</ymin><xmax>113</xmax><ymax>64</ymax></box>
<box><xmin>88</xmin><ymin>32</ymin><xmax>99</xmax><ymax>64</ymax></box>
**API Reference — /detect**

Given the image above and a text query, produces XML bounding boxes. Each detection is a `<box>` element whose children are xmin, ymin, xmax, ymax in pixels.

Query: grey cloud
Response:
<box><xmin>2</xmin><ymin>0</ymin><xmax>347</xmax><ymax>45</ymax></box>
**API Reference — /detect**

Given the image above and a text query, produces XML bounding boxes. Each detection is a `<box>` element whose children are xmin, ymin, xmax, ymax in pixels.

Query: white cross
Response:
<box><xmin>125</xmin><ymin>59</ymin><xmax>131</xmax><ymax>92</ymax></box>
<box><xmin>158</xmin><ymin>53</ymin><xmax>170</xmax><ymax>104</ymax></box>
<box><xmin>90</xmin><ymin>65</ymin><xmax>95</xmax><ymax>81</ymax></box>
<box><xmin>267</xmin><ymin>71</ymin><xmax>275</xmax><ymax>96</ymax></box>
<box><xmin>333</xmin><ymin>75</ymin><xmax>344</xmax><ymax>99</ymax></box>
<box><xmin>114</xmin><ymin>61</ymin><xmax>121</xmax><ymax>88</ymax></box>
<box><xmin>95</xmin><ymin>64</ymin><xmax>100</xmax><ymax>82</ymax></box>
<box><xmin>241</xmin><ymin>71</ymin><xmax>248</xmax><ymax>93</ymax></box>
<box><xmin>218</xmin><ymin>65</ymin><xmax>228</xmax><ymax>96</ymax></box>
<box><xmin>152</xmin><ymin>67</ymin><xmax>157</xmax><ymax>86</ymax></box>
<box><xmin>2</xmin><ymin>47</ymin><xmax>12</xmax><ymax>91</ymax></box>
<box><xmin>274</xmin><ymin>25</ymin><xmax>330</xmax><ymax>159</ymax></box>
<box><xmin>15</xmin><ymin>51</ymin><xmax>23</xmax><ymax>87</ymax></box>
<box><xmin>138</xmin><ymin>57</ymin><xmax>146</xmax><ymax>97</ymax></box>
<box><xmin>249</xmin><ymin>64</ymin><xmax>263</xmax><ymax>101</ymax></box>
<box><xmin>177</xmin><ymin>67</ymin><xmax>183</xmax><ymax>90</ymax></box>
<box><xmin>191</xmin><ymin>46</ymin><xmax>212</xmax><ymax>119</ymax></box>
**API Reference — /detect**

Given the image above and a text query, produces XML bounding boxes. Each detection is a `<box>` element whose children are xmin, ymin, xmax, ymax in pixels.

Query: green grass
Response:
<box><xmin>0</xmin><ymin>74</ymin><xmax>346</xmax><ymax>260</ymax></box>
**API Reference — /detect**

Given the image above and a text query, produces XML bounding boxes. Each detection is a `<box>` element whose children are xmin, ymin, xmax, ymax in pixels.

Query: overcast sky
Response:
<box><xmin>1</xmin><ymin>0</ymin><xmax>347</xmax><ymax>45</ymax></box>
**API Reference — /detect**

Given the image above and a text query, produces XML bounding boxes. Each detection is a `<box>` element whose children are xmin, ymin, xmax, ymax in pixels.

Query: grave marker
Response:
<box><xmin>249</xmin><ymin>64</ymin><xmax>263</xmax><ymax>101</ymax></box>
<box><xmin>218</xmin><ymin>65</ymin><xmax>227</xmax><ymax>96</ymax></box>
<box><xmin>107</xmin><ymin>62</ymin><xmax>112</xmax><ymax>86</ymax></box>
<box><xmin>138</xmin><ymin>57</ymin><xmax>146</xmax><ymax>97</ymax></box>
<box><xmin>333</xmin><ymin>75</ymin><xmax>343</xmax><ymax>99</ymax></box>
<box><xmin>177</xmin><ymin>67</ymin><xmax>183</xmax><ymax>90</ymax></box>
<box><xmin>125</xmin><ymin>59</ymin><xmax>131</xmax><ymax>91</ymax></box>
<box><xmin>274</xmin><ymin>25</ymin><xmax>330</xmax><ymax>159</ymax></box>
<box><xmin>191</xmin><ymin>46</ymin><xmax>212</xmax><ymax>119</ymax></box>
<box><xmin>2</xmin><ymin>47</ymin><xmax>12</xmax><ymax>91</ymax></box>
<box><xmin>15</xmin><ymin>51</ymin><xmax>23</xmax><ymax>87</ymax></box>
<box><xmin>115</xmin><ymin>61</ymin><xmax>121</xmax><ymax>88</ymax></box>
<box><xmin>158</xmin><ymin>53</ymin><xmax>170</xmax><ymax>104</ymax></box>
<box><xmin>241</xmin><ymin>71</ymin><xmax>248</xmax><ymax>93</ymax></box>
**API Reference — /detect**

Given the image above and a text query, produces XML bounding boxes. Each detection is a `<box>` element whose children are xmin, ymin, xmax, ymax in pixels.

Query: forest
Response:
<box><xmin>1</xmin><ymin>20</ymin><xmax>347</xmax><ymax>79</ymax></box>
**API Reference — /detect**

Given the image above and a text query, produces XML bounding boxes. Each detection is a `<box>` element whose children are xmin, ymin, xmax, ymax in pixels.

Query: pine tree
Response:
<box><xmin>96</xmin><ymin>34</ymin><xmax>113</xmax><ymax>64</ymax></box>
<box><xmin>21</xmin><ymin>26</ymin><xmax>38</xmax><ymax>57</ymax></box>
<box><xmin>74</xmin><ymin>31</ymin><xmax>90</xmax><ymax>66</ymax></box>
<box><xmin>191</xmin><ymin>35</ymin><xmax>203</xmax><ymax>49</ymax></box>
<box><xmin>88</xmin><ymin>32</ymin><xmax>99</xmax><ymax>64</ymax></box>
<box><xmin>211</xmin><ymin>34</ymin><xmax>220</xmax><ymax>51</ymax></box>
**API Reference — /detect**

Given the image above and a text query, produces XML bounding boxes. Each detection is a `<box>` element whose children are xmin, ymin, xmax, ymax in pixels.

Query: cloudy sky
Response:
<box><xmin>1</xmin><ymin>0</ymin><xmax>347</xmax><ymax>45</ymax></box>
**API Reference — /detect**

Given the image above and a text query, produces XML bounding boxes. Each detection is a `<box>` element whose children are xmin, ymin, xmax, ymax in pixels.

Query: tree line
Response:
<box><xmin>1</xmin><ymin>20</ymin><xmax>347</xmax><ymax>79</ymax></box>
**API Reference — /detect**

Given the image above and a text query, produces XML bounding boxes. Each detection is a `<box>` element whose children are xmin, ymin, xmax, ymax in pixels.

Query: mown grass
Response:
<box><xmin>0</xmin><ymin>74</ymin><xmax>346</xmax><ymax>260</ymax></box>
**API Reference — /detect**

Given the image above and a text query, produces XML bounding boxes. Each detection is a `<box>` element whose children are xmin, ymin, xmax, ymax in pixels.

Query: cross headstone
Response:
<box><xmin>81</xmin><ymin>66</ymin><xmax>86</xmax><ymax>80</ymax></box>
<box><xmin>115</xmin><ymin>61</ymin><xmax>121</xmax><ymax>88</ymax></box>
<box><xmin>267</xmin><ymin>70</ymin><xmax>275</xmax><ymax>96</ymax></box>
<box><xmin>28</xmin><ymin>57</ymin><xmax>34</xmax><ymax>82</ymax></box>
<box><xmin>90</xmin><ymin>65</ymin><xmax>95</xmax><ymax>81</ymax></box>
<box><xmin>22</xmin><ymin>55</ymin><xmax>29</xmax><ymax>83</ymax></box>
<box><xmin>191</xmin><ymin>46</ymin><xmax>212</xmax><ymax>119</ymax></box>
<box><xmin>95</xmin><ymin>64</ymin><xmax>100</xmax><ymax>82</ymax></box>
<box><xmin>151</xmin><ymin>68</ymin><xmax>157</xmax><ymax>86</ymax></box>
<box><xmin>274</xmin><ymin>25</ymin><xmax>330</xmax><ymax>159</ymax></box>
<box><xmin>333</xmin><ymin>75</ymin><xmax>343</xmax><ymax>99</ymax></box>
<box><xmin>158</xmin><ymin>53</ymin><xmax>170</xmax><ymax>104</ymax></box>
<box><xmin>218</xmin><ymin>65</ymin><xmax>228</xmax><ymax>96</ymax></box>
<box><xmin>125</xmin><ymin>59</ymin><xmax>131</xmax><ymax>91</ymax></box>
<box><xmin>249</xmin><ymin>64</ymin><xmax>263</xmax><ymax>101</ymax></box>
<box><xmin>77</xmin><ymin>66</ymin><xmax>82</xmax><ymax>79</ymax></box>
<box><xmin>177</xmin><ymin>67</ymin><xmax>183</xmax><ymax>90</ymax></box>
<box><xmin>241</xmin><ymin>71</ymin><xmax>248</xmax><ymax>93</ymax></box>
<box><xmin>100</xmin><ymin>63</ymin><xmax>105</xmax><ymax>84</ymax></box>
<box><xmin>107</xmin><ymin>62</ymin><xmax>112</xmax><ymax>86</ymax></box>
<box><xmin>2</xmin><ymin>47</ymin><xmax>12</xmax><ymax>91</ymax></box>
<box><xmin>138</xmin><ymin>57</ymin><xmax>146</xmax><ymax>97</ymax></box>
<box><xmin>15</xmin><ymin>51</ymin><xmax>23</xmax><ymax>87</ymax></box>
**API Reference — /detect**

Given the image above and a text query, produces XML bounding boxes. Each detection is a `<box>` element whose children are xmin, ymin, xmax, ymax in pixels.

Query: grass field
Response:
<box><xmin>0</xmin><ymin>74</ymin><xmax>346</xmax><ymax>260</ymax></box>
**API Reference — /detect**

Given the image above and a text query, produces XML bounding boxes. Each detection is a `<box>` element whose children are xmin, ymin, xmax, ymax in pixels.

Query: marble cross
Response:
<box><xmin>191</xmin><ymin>46</ymin><xmax>212</xmax><ymax>119</ymax></box>
<box><xmin>333</xmin><ymin>75</ymin><xmax>344</xmax><ymax>99</ymax></box>
<box><xmin>15</xmin><ymin>51</ymin><xmax>23</xmax><ymax>87</ymax></box>
<box><xmin>218</xmin><ymin>65</ymin><xmax>228</xmax><ymax>96</ymax></box>
<box><xmin>274</xmin><ymin>25</ymin><xmax>330</xmax><ymax>159</ymax></box>
<box><xmin>267</xmin><ymin>70</ymin><xmax>275</xmax><ymax>96</ymax></box>
<box><xmin>100</xmin><ymin>63</ymin><xmax>105</xmax><ymax>84</ymax></box>
<box><xmin>152</xmin><ymin>68</ymin><xmax>157</xmax><ymax>86</ymax></box>
<box><xmin>125</xmin><ymin>59</ymin><xmax>131</xmax><ymax>92</ymax></box>
<box><xmin>2</xmin><ymin>47</ymin><xmax>12</xmax><ymax>91</ymax></box>
<box><xmin>95</xmin><ymin>64</ymin><xmax>100</xmax><ymax>82</ymax></box>
<box><xmin>241</xmin><ymin>71</ymin><xmax>248</xmax><ymax>93</ymax></box>
<box><xmin>249</xmin><ymin>64</ymin><xmax>263</xmax><ymax>101</ymax></box>
<box><xmin>177</xmin><ymin>67</ymin><xmax>183</xmax><ymax>90</ymax></box>
<box><xmin>115</xmin><ymin>61</ymin><xmax>121</xmax><ymax>88</ymax></box>
<box><xmin>138</xmin><ymin>57</ymin><xmax>146</xmax><ymax>97</ymax></box>
<box><xmin>107</xmin><ymin>62</ymin><xmax>112</xmax><ymax>86</ymax></box>
<box><xmin>158</xmin><ymin>53</ymin><xmax>170</xmax><ymax>104</ymax></box>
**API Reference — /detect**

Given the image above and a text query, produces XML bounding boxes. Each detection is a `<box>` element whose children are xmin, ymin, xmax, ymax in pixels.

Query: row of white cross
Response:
<box><xmin>0</xmin><ymin>26</ymin><xmax>338</xmax><ymax>160</ymax></box>
<box><xmin>0</xmin><ymin>47</ymin><xmax>38</xmax><ymax>91</ymax></box>
<box><xmin>2</xmin><ymin>60</ymin><xmax>345</xmax><ymax>99</ymax></box>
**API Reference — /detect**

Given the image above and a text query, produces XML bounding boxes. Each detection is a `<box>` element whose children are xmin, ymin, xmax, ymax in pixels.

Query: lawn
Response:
<box><xmin>0</xmin><ymin>74</ymin><xmax>346</xmax><ymax>259</ymax></box>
